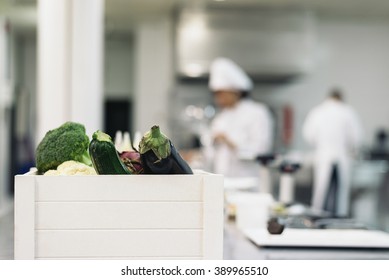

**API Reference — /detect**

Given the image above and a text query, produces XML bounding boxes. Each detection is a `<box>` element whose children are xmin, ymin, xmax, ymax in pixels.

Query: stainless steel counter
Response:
<box><xmin>223</xmin><ymin>221</ymin><xmax>389</xmax><ymax>260</ymax></box>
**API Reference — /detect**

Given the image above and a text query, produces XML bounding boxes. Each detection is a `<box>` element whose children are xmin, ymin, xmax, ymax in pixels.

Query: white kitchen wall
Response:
<box><xmin>104</xmin><ymin>34</ymin><xmax>134</xmax><ymax>99</ymax></box>
<box><xmin>16</xmin><ymin>35</ymin><xmax>36</xmax><ymax>144</ymax></box>
<box><xmin>0</xmin><ymin>17</ymin><xmax>11</xmax><ymax>214</ymax></box>
<box><xmin>255</xmin><ymin>17</ymin><xmax>389</xmax><ymax>152</ymax></box>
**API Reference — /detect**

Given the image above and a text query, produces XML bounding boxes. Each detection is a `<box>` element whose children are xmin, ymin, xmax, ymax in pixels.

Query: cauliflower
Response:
<box><xmin>44</xmin><ymin>160</ymin><xmax>97</xmax><ymax>176</ymax></box>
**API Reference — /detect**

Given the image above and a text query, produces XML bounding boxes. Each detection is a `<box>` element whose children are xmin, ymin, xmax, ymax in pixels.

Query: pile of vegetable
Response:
<box><xmin>35</xmin><ymin>122</ymin><xmax>193</xmax><ymax>176</ymax></box>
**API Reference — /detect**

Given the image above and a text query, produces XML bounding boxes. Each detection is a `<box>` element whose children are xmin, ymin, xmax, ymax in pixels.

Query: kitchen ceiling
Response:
<box><xmin>105</xmin><ymin>0</ymin><xmax>389</xmax><ymax>32</ymax></box>
<box><xmin>105</xmin><ymin>0</ymin><xmax>389</xmax><ymax>16</ymax></box>
<box><xmin>2</xmin><ymin>0</ymin><xmax>389</xmax><ymax>33</ymax></box>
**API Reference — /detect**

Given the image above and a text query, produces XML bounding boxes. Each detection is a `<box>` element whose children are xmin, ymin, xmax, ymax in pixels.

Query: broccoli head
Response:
<box><xmin>36</xmin><ymin>122</ymin><xmax>92</xmax><ymax>173</ymax></box>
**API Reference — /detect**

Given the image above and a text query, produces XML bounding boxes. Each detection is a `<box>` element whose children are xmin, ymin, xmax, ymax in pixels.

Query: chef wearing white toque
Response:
<box><xmin>208</xmin><ymin>57</ymin><xmax>273</xmax><ymax>183</ymax></box>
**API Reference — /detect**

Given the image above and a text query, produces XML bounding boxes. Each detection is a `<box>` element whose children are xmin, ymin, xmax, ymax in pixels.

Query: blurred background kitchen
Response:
<box><xmin>1</xmin><ymin>0</ymin><xmax>389</xmax><ymax>259</ymax></box>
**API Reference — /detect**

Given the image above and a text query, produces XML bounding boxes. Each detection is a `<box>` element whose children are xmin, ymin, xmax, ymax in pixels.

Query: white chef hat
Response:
<box><xmin>209</xmin><ymin>57</ymin><xmax>253</xmax><ymax>92</ymax></box>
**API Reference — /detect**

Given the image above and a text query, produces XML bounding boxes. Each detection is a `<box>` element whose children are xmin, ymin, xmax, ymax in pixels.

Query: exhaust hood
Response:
<box><xmin>176</xmin><ymin>8</ymin><xmax>317</xmax><ymax>82</ymax></box>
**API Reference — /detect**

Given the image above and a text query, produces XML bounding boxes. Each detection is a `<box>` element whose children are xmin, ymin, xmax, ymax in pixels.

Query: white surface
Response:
<box><xmin>226</xmin><ymin>192</ymin><xmax>274</xmax><ymax>230</ymax></box>
<box><xmin>70</xmin><ymin>0</ymin><xmax>104</xmax><ymax>136</ymax></box>
<box><xmin>36</xmin><ymin>202</ymin><xmax>203</xmax><ymax>229</ymax></box>
<box><xmin>134</xmin><ymin>17</ymin><xmax>173</xmax><ymax>135</ymax></box>
<box><xmin>224</xmin><ymin>177</ymin><xmax>258</xmax><ymax>190</ymax></box>
<box><xmin>279</xmin><ymin>174</ymin><xmax>295</xmax><ymax>204</ymax></box>
<box><xmin>243</xmin><ymin>228</ymin><xmax>389</xmax><ymax>249</ymax></box>
<box><xmin>35</xmin><ymin>230</ymin><xmax>202</xmax><ymax>259</ymax></box>
<box><xmin>14</xmin><ymin>171</ymin><xmax>224</xmax><ymax>259</ymax></box>
<box><xmin>259</xmin><ymin>166</ymin><xmax>272</xmax><ymax>194</ymax></box>
<box><xmin>14</xmin><ymin>175</ymin><xmax>35</xmax><ymax>259</ymax></box>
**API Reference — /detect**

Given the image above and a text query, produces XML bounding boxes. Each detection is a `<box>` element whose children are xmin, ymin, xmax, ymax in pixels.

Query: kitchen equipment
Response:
<box><xmin>278</xmin><ymin>161</ymin><xmax>301</xmax><ymax>204</ymax></box>
<box><xmin>256</xmin><ymin>154</ymin><xmax>275</xmax><ymax>194</ymax></box>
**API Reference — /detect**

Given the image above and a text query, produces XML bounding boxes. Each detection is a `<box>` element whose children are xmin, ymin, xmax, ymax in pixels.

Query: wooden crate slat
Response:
<box><xmin>35</xmin><ymin>230</ymin><xmax>202</xmax><ymax>258</ymax></box>
<box><xmin>36</xmin><ymin>202</ymin><xmax>203</xmax><ymax>229</ymax></box>
<box><xmin>35</xmin><ymin>175</ymin><xmax>203</xmax><ymax>201</ymax></box>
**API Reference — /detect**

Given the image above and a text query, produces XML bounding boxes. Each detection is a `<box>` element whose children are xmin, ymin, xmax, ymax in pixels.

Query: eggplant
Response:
<box><xmin>139</xmin><ymin>125</ymin><xmax>193</xmax><ymax>174</ymax></box>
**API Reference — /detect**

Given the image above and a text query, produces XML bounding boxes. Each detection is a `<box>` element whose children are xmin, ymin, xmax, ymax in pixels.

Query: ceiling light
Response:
<box><xmin>184</xmin><ymin>63</ymin><xmax>204</xmax><ymax>78</ymax></box>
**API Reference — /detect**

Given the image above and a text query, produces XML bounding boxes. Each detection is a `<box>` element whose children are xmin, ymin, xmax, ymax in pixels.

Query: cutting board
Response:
<box><xmin>243</xmin><ymin>228</ymin><xmax>389</xmax><ymax>249</ymax></box>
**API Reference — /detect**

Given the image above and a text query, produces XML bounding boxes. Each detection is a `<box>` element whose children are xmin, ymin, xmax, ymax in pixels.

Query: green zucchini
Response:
<box><xmin>89</xmin><ymin>130</ymin><xmax>132</xmax><ymax>175</ymax></box>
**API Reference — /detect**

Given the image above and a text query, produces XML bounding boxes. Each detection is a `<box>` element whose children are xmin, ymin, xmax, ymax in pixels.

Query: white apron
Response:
<box><xmin>303</xmin><ymin>99</ymin><xmax>362</xmax><ymax>216</ymax></box>
<box><xmin>210</xmin><ymin>99</ymin><xmax>273</xmax><ymax>185</ymax></box>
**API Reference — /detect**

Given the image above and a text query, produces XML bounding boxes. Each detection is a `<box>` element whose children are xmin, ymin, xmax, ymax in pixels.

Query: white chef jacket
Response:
<box><xmin>210</xmin><ymin>99</ymin><xmax>273</xmax><ymax>179</ymax></box>
<box><xmin>302</xmin><ymin>98</ymin><xmax>363</xmax><ymax>216</ymax></box>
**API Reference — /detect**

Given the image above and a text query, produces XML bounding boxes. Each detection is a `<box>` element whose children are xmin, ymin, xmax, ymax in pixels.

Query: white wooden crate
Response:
<box><xmin>14</xmin><ymin>170</ymin><xmax>224</xmax><ymax>260</ymax></box>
